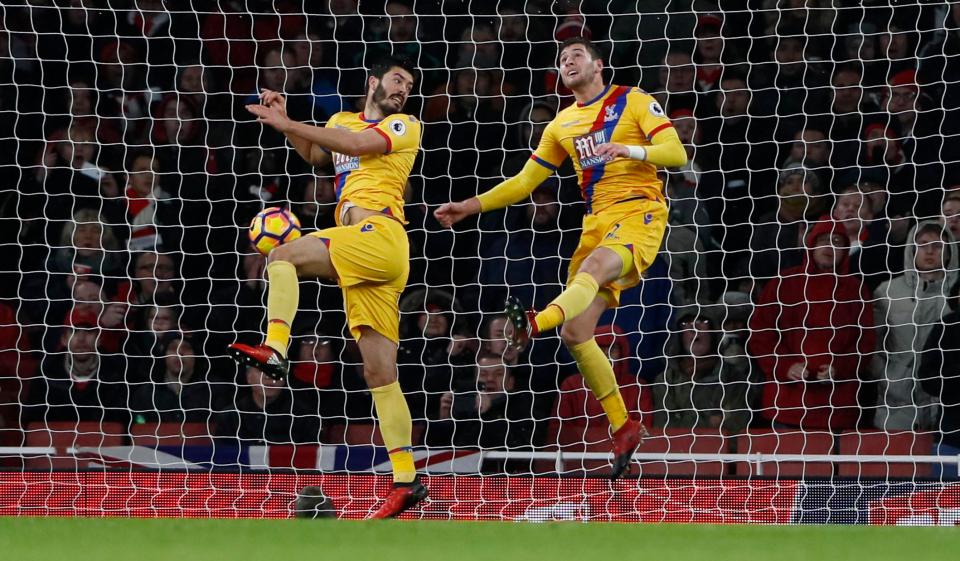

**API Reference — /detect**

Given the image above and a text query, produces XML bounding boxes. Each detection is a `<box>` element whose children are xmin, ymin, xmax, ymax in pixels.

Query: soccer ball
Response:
<box><xmin>249</xmin><ymin>207</ymin><xmax>302</xmax><ymax>256</ymax></box>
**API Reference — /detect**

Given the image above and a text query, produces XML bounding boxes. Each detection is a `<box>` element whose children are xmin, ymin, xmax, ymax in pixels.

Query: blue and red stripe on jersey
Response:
<box><xmin>579</xmin><ymin>85</ymin><xmax>630</xmax><ymax>213</ymax></box>
<box><xmin>530</xmin><ymin>154</ymin><xmax>558</xmax><ymax>171</ymax></box>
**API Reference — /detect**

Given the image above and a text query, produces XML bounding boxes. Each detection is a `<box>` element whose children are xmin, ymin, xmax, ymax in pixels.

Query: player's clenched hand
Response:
<box><xmin>259</xmin><ymin>88</ymin><xmax>288</xmax><ymax>117</ymax></box>
<box><xmin>594</xmin><ymin>142</ymin><xmax>629</xmax><ymax>160</ymax></box>
<box><xmin>246</xmin><ymin>103</ymin><xmax>291</xmax><ymax>132</ymax></box>
<box><xmin>434</xmin><ymin>198</ymin><xmax>480</xmax><ymax>228</ymax></box>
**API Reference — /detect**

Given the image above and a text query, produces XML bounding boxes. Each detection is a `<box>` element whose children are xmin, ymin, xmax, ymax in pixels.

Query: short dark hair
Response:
<box><xmin>368</xmin><ymin>55</ymin><xmax>417</xmax><ymax>84</ymax></box>
<box><xmin>559</xmin><ymin>36</ymin><xmax>603</xmax><ymax>61</ymax></box>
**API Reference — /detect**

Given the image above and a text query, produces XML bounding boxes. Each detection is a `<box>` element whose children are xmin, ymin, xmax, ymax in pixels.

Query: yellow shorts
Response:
<box><xmin>568</xmin><ymin>198</ymin><xmax>668</xmax><ymax>307</ymax></box>
<box><xmin>308</xmin><ymin>215</ymin><xmax>409</xmax><ymax>343</ymax></box>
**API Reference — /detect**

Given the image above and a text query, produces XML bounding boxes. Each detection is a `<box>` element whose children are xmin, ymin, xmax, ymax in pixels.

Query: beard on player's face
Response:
<box><xmin>370</xmin><ymin>80</ymin><xmax>405</xmax><ymax>114</ymax></box>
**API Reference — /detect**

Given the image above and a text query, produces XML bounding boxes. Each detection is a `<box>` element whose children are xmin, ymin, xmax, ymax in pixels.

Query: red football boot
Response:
<box><xmin>367</xmin><ymin>478</ymin><xmax>429</xmax><ymax>520</ymax></box>
<box><xmin>610</xmin><ymin>416</ymin><xmax>649</xmax><ymax>479</ymax></box>
<box><xmin>504</xmin><ymin>296</ymin><xmax>538</xmax><ymax>351</ymax></box>
<box><xmin>227</xmin><ymin>343</ymin><xmax>289</xmax><ymax>381</ymax></box>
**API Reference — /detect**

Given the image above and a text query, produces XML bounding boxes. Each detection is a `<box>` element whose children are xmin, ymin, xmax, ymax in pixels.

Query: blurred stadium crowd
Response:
<box><xmin>0</xmin><ymin>1</ymin><xmax>959</xmax><ymax>472</ymax></box>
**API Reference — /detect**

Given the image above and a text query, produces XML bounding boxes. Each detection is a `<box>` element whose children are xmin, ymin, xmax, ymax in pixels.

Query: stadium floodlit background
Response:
<box><xmin>1</xmin><ymin>0</ymin><xmax>960</xmax><ymax>538</ymax></box>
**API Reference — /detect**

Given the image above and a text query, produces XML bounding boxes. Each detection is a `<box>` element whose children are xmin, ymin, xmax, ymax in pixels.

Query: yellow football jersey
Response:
<box><xmin>531</xmin><ymin>85</ymin><xmax>673</xmax><ymax>214</ymax></box>
<box><xmin>325</xmin><ymin>111</ymin><xmax>421</xmax><ymax>225</ymax></box>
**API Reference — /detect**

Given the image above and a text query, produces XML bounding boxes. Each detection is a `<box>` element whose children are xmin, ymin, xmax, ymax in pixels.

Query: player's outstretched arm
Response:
<box><xmin>594</xmin><ymin>127</ymin><xmax>687</xmax><ymax>168</ymax></box>
<box><xmin>246</xmin><ymin>102</ymin><xmax>388</xmax><ymax>158</ymax></box>
<box><xmin>434</xmin><ymin>157</ymin><xmax>553</xmax><ymax>228</ymax></box>
<box><xmin>257</xmin><ymin>89</ymin><xmax>330</xmax><ymax>167</ymax></box>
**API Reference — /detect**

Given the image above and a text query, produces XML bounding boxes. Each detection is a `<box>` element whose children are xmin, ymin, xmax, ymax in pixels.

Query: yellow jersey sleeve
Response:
<box><xmin>372</xmin><ymin>114</ymin><xmax>421</xmax><ymax>154</ymax></box>
<box><xmin>630</xmin><ymin>90</ymin><xmax>673</xmax><ymax>141</ymax></box>
<box><xmin>530</xmin><ymin>120</ymin><xmax>567</xmax><ymax>171</ymax></box>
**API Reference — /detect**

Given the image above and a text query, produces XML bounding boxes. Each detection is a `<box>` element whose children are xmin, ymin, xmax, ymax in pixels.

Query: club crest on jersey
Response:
<box><xmin>360</xmin><ymin>223</ymin><xmax>375</xmax><ymax>232</ymax></box>
<box><xmin>389</xmin><ymin>119</ymin><xmax>406</xmax><ymax>136</ymax></box>
<box><xmin>603</xmin><ymin>105</ymin><xmax>620</xmax><ymax>122</ymax></box>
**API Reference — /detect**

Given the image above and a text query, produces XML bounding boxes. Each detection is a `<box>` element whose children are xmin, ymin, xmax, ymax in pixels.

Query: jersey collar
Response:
<box><xmin>358</xmin><ymin>112</ymin><xmax>382</xmax><ymax>123</ymax></box>
<box><xmin>576</xmin><ymin>83</ymin><xmax>612</xmax><ymax>107</ymax></box>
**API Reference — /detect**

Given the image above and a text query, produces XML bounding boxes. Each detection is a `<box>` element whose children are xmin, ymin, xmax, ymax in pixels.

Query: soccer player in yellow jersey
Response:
<box><xmin>435</xmin><ymin>37</ymin><xmax>688</xmax><ymax>478</ymax></box>
<box><xmin>231</xmin><ymin>56</ymin><xmax>427</xmax><ymax>518</ymax></box>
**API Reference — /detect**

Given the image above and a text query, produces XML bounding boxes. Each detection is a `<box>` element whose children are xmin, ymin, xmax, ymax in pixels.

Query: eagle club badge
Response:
<box><xmin>603</xmin><ymin>105</ymin><xmax>619</xmax><ymax>122</ymax></box>
<box><xmin>389</xmin><ymin>119</ymin><xmax>406</xmax><ymax>136</ymax></box>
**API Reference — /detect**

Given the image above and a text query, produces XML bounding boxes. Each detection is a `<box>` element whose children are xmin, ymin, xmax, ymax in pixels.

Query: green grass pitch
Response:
<box><xmin>2</xmin><ymin>517</ymin><xmax>958</xmax><ymax>561</ymax></box>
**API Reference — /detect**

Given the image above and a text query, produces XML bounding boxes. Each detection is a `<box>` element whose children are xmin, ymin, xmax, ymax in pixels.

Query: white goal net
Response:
<box><xmin>1</xmin><ymin>1</ymin><xmax>959</xmax><ymax>523</ymax></box>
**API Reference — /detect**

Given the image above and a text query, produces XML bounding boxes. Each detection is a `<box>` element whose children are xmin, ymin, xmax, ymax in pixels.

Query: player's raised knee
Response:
<box><xmin>560</xmin><ymin>322</ymin><xmax>593</xmax><ymax>347</ymax></box>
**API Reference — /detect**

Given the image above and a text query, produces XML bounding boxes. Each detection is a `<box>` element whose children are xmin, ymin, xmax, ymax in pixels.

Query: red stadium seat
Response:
<box><xmin>24</xmin><ymin>421</ymin><xmax>126</xmax><ymax>469</ymax></box>
<box><xmin>129</xmin><ymin>422</ymin><xmax>213</xmax><ymax>447</ymax></box>
<box><xmin>735</xmin><ymin>430</ymin><xmax>835</xmax><ymax>477</ymax></box>
<box><xmin>837</xmin><ymin>431</ymin><xmax>933</xmax><ymax>478</ymax></box>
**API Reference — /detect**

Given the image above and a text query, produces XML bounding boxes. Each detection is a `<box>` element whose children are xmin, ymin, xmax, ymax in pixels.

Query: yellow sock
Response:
<box><xmin>569</xmin><ymin>339</ymin><xmax>628</xmax><ymax>431</ymax></box>
<box><xmin>534</xmin><ymin>272</ymin><xmax>599</xmax><ymax>332</ymax></box>
<box><xmin>370</xmin><ymin>381</ymin><xmax>416</xmax><ymax>483</ymax></box>
<box><xmin>599</xmin><ymin>392</ymin><xmax>629</xmax><ymax>432</ymax></box>
<box><xmin>264</xmin><ymin>261</ymin><xmax>298</xmax><ymax>358</ymax></box>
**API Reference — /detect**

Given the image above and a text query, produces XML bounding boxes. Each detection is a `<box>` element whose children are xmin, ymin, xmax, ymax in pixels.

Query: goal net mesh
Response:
<box><xmin>1</xmin><ymin>1</ymin><xmax>959</xmax><ymax>522</ymax></box>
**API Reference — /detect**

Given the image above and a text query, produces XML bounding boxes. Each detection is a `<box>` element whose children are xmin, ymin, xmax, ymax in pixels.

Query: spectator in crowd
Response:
<box><xmin>825</xmin><ymin>63</ymin><xmax>883</xmax><ymax>172</ymax></box>
<box><xmin>130</xmin><ymin>333</ymin><xmax>213</xmax><ymax>424</ymax></box>
<box><xmin>943</xmin><ymin>191</ymin><xmax>960</xmax><ymax>243</ymax></box>
<box><xmin>398</xmin><ymin>288</ymin><xmax>468</xmax><ymax>424</ymax></box>
<box><xmin>664</xmin><ymin>108</ymin><xmax>714</xmax><ymax>248</ymax></box>
<box><xmin>293</xmin><ymin>175</ymin><xmax>337</xmax><ymax>231</ymax></box>
<box><xmin>754</xmin><ymin>27</ymin><xmax>830</xmax><ymax>139</ymax></box>
<box><xmin>750</xmin><ymin>165</ymin><xmax>827</xmax><ymax>282</ymax></box>
<box><xmin>289</xmin><ymin>32</ymin><xmax>342</xmax><ymax>121</ymax></box>
<box><xmin>123</xmin><ymin>151</ymin><xmax>179</xmax><ymax>251</ymax></box>
<box><xmin>65</xmin><ymin>278</ymin><xmax>127</xmax><ymax>355</ymax></box>
<box><xmin>453</xmin><ymin>23</ymin><xmax>500</xmax><ymax>70</ymax></box>
<box><xmin>750</xmin><ymin>220</ymin><xmax>875</xmax><ymax>430</ymax></box>
<box><xmin>919</xmin><ymin>279</ymin><xmax>960</xmax><ymax>479</ymax></box>
<box><xmin>479</xmin><ymin>313</ymin><xmax>519</xmax><ymax>366</ymax></box>
<box><xmin>217</xmin><ymin>365</ymin><xmax>320</xmax><ymax>444</ymax></box>
<box><xmin>207</xmin><ymin>246</ymin><xmax>269</xmax><ymax>348</ymax></box>
<box><xmin>94</xmin><ymin>40</ymin><xmax>152</xmax><ymax>144</ymax></box>
<box><xmin>24</xmin><ymin>309</ymin><xmax>127</xmax><ymax>423</ymax></box>
<box><xmin>49</xmin><ymin>208</ymin><xmax>123</xmax><ymax>285</ymax></box>
<box><xmin>918</xmin><ymin>3</ymin><xmax>960</xmax><ymax>120</ymax></box>
<box><xmin>175</xmin><ymin>64</ymin><xmax>214</xmax><ymax>116</ymax></box>
<box><xmin>126</xmin><ymin>293</ymin><xmax>182</xmax><ymax>371</ymax></box>
<box><xmin>429</xmin><ymin>354</ymin><xmax>536</xmax><ymax>471</ymax></box>
<box><xmin>122</xmin><ymin>251</ymin><xmax>177</xmax><ymax>306</ymax></box>
<box><xmin>653</xmin><ymin>306</ymin><xmax>756</xmax><ymax>434</ymax></box>
<box><xmin>653</xmin><ymin>49</ymin><xmax>697</xmax><ymax>114</ymax></box>
<box><xmin>780</xmin><ymin>126</ymin><xmax>831</xmax><ymax>191</ymax></box>
<box><xmin>879</xmin><ymin>69</ymin><xmax>951</xmax><ymax>219</ymax></box>
<box><xmin>840</xmin><ymin>22</ymin><xmax>885</xmax><ymax>86</ymax></box>
<box><xmin>692</xmin><ymin>13</ymin><xmax>726</xmax><ymax>95</ymax></box>
<box><xmin>878</xmin><ymin>20</ymin><xmax>919</xmax><ymax>78</ymax></box>
<box><xmin>479</xmin><ymin>184</ymin><xmax>578</xmax><ymax>311</ymax></box>
<box><xmin>873</xmin><ymin>221</ymin><xmax>958</xmax><ymax>431</ymax></box>
<box><xmin>831</xmin><ymin>183</ymin><xmax>897</xmax><ymax>290</ymax></box>
<box><xmin>288</xmin><ymin>333</ymin><xmax>347</xmax><ymax>421</ymax></box>
<box><xmin>699</xmin><ymin>71</ymin><xmax>777</xmax><ymax>264</ymax></box>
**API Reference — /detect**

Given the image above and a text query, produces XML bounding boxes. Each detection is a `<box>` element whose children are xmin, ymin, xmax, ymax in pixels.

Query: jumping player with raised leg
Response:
<box><xmin>233</xmin><ymin>56</ymin><xmax>427</xmax><ymax>518</ymax></box>
<box><xmin>435</xmin><ymin>38</ymin><xmax>688</xmax><ymax>478</ymax></box>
